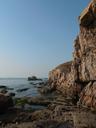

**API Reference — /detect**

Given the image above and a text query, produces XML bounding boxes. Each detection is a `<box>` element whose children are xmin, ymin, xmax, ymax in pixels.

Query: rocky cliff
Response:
<box><xmin>49</xmin><ymin>61</ymin><xmax>74</xmax><ymax>96</ymax></box>
<box><xmin>49</xmin><ymin>0</ymin><xmax>96</xmax><ymax>110</ymax></box>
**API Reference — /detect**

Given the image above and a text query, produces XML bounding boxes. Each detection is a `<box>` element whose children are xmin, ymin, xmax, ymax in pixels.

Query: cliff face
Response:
<box><xmin>74</xmin><ymin>27</ymin><xmax>96</xmax><ymax>82</ymax></box>
<box><xmin>74</xmin><ymin>0</ymin><xmax>96</xmax><ymax>109</ymax></box>
<box><xmin>49</xmin><ymin>0</ymin><xmax>96</xmax><ymax>110</ymax></box>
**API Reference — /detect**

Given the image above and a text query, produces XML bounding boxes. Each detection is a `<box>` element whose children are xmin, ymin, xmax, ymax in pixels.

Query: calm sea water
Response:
<box><xmin>0</xmin><ymin>78</ymin><xmax>46</xmax><ymax>98</ymax></box>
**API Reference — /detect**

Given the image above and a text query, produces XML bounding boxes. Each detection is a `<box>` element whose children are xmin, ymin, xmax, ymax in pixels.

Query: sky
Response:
<box><xmin>0</xmin><ymin>0</ymin><xmax>90</xmax><ymax>78</ymax></box>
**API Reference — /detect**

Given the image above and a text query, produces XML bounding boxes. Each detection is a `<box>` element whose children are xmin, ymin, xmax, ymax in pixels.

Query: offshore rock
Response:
<box><xmin>28</xmin><ymin>76</ymin><xmax>42</xmax><ymax>81</ymax></box>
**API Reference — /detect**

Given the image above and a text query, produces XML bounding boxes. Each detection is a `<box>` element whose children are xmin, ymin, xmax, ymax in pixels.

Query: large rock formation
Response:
<box><xmin>49</xmin><ymin>61</ymin><xmax>82</xmax><ymax>101</ymax></box>
<box><xmin>49</xmin><ymin>62</ymin><xmax>72</xmax><ymax>94</ymax></box>
<box><xmin>74</xmin><ymin>0</ymin><xmax>96</xmax><ymax>110</ymax></box>
<box><xmin>49</xmin><ymin>0</ymin><xmax>96</xmax><ymax>110</ymax></box>
<box><xmin>49</xmin><ymin>61</ymin><xmax>72</xmax><ymax>88</ymax></box>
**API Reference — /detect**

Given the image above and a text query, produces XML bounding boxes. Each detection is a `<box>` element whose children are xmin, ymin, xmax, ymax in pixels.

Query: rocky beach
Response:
<box><xmin>0</xmin><ymin>0</ymin><xmax>96</xmax><ymax>128</ymax></box>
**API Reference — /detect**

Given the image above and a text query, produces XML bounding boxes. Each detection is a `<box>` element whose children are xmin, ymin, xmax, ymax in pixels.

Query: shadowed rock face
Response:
<box><xmin>49</xmin><ymin>0</ymin><xmax>96</xmax><ymax>110</ymax></box>
<box><xmin>79</xmin><ymin>0</ymin><xmax>96</xmax><ymax>27</ymax></box>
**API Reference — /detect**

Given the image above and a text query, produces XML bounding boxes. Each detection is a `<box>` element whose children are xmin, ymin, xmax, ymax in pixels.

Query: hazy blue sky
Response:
<box><xmin>0</xmin><ymin>0</ymin><xmax>90</xmax><ymax>78</ymax></box>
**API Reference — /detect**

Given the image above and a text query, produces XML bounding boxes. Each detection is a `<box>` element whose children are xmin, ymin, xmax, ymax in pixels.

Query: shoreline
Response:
<box><xmin>0</xmin><ymin>81</ymin><xmax>96</xmax><ymax>128</ymax></box>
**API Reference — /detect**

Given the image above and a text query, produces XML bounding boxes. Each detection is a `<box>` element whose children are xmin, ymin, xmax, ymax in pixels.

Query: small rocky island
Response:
<box><xmin>0</xmin><ymin>0</ymin><xmax>96</xmax><ymax>127</ymax></box>
<box><xmin>28</xmin><ymin>76</ymin><xmax>42</xmax><ymax>81</ymax></box>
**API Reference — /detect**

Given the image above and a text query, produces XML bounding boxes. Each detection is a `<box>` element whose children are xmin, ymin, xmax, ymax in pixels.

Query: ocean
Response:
<box><xmin>0</xmin><ymin>78</ymin><xmax>46</xmax><ymax>98</ymax></box>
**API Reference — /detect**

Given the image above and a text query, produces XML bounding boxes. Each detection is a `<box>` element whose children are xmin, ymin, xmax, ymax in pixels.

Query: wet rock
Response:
<box><xmin>0</xmin><ymin>89</ymin><xmax>8</xmax><ymax>94</ymax></box>
<box><xmin>32</xmin><ymin>120</ymin><xmax>74</xmax><ymax>128</ymax></box>
<box><xmin>39</xmin><ymin>82</ymin><xmax>46</xmax><ymax>85</ymax></box>
<box><xmin>15</xmin><ymin>96</ymin><xmax>52</xmax><ymax>111</ymax></box>
<box><xmin>27</xmin><ymin>97</ymin><xmax>51</xmax><ymax>106</ymax></box>
<box><xmin>8</xmin><ymin>92</ymin><xmax>15</xmax><ymax>97</ymax></box>
<box><xmin>7</xmin><ymin>87</ymin><xmax>14</xmax><ymax>91</ymax></box>
<box><xmin>0</xmin><ymin>93</ymin><xmax>13</xmax><ymax>113</ymax></box>
<box><xmin>56</xmin><ymin>122</ymin><xmax>74</xmax><ymax>128</ymax></box>
<box><xmin>15</xmin><ymin>98</ymin><xmax>28</xmax><ymax>106</ymax></box>
<box><xmin>0</xmin><ymin>86</ymin><xmax>8</xmax><ymax>94</ymax></box>
<box><xmin>0</xmin><ymin>85</ymin><xmax>14</xmax><ymax>95</ymax></box>
<box><xmin>29</xmin><ymin>82</ymin><xmax>37</xmax><ymax>85</ymax></box>
<box><xmin>0</xmin><ymin>85</ymin><xmax>7</xmax><ymax>89</ymax></box>
<box><xmin>16</xmin><ymin>88</ymin><xmax>29</xmax><ymax>93</ymax></box>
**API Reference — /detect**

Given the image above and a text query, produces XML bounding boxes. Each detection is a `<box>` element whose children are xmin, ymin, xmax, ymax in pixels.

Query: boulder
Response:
<box><xmin>0</xmin><ymin>93</ymin><xmax>13</xmax><ymax>113</ymax></box>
